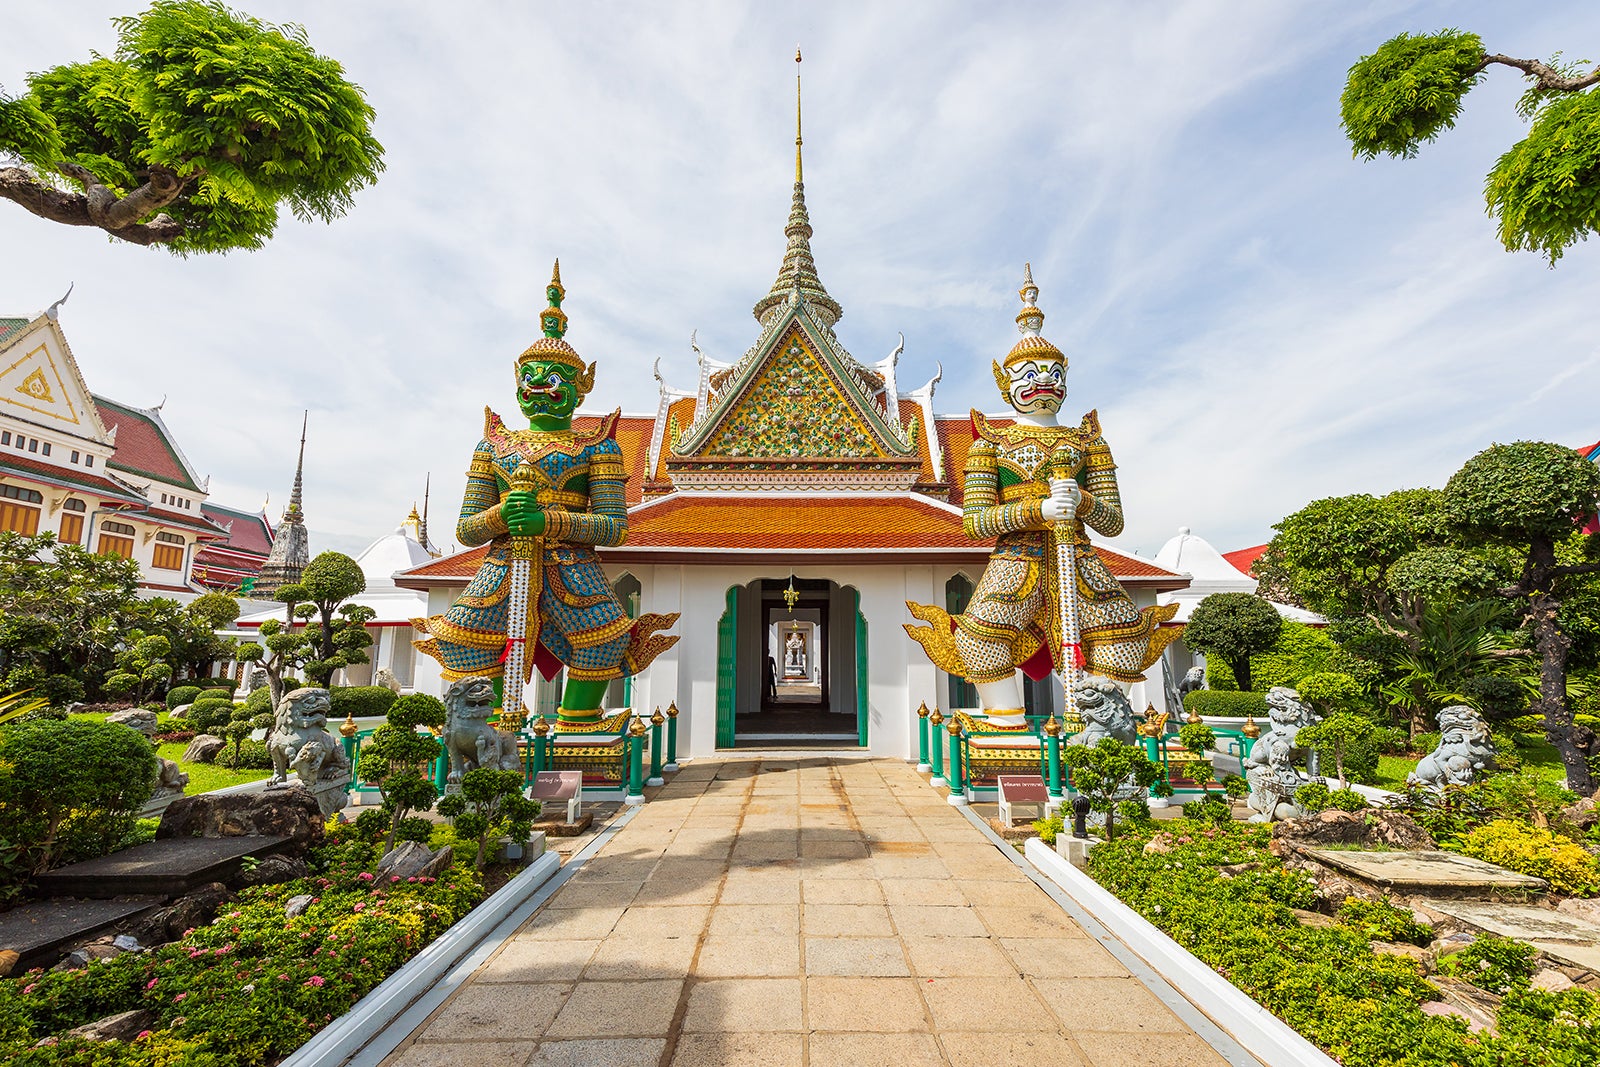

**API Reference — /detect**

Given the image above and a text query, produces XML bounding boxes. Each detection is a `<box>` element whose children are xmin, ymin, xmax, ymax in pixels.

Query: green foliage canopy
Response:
<box><xmin>1341</xmin><ymin>29</ymin><xmax>1600</xmax><ymax>262</ymax></box>
<box><xmin>0</xmin><ymin>0</ymin><xmax>383</xmax><ymax>252</ymax></box>
<box><xmin>1184</xmin><ymin>593</ymin><xmax>1282</xmax><ymax>692</ymax></box>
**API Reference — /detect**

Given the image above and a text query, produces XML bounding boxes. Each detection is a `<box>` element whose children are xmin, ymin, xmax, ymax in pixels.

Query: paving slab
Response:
<box><xmin>32</xmin><ymin>835</ymin><xmax>292</xmax><ymax>898</ymax></box>
<box><xmin>0</xmin><ymin>895</ymin><xmax>163</xmax><ymax>969</ymax></box>
<box><xmin>1303</xmin><ymin>849</ymin><xmax>1547</xmax><ymax>895</ymax></box>
<box><xmin>381</xmin><ymin>755</ymin><xmax>1244</xmax><ymax>1066</ymax></box>
<box><xmin>1423</xmin><ymin>899</ymin><xmax>1600</xmax><ymax>972</ymax></box>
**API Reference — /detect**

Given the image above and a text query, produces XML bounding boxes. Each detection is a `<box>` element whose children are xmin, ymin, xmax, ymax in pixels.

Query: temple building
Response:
<box><xmin>395</xmin><ymin>67</ymin><xmax>1192</xmax><ymax>759</ymax></box>
<box><xmin>191</xmin><ymin>502</ymin><xmax>274</xmax><ymax>593</ymax></box>
<box><xmin>0</xmin><ymin>301</ymin><xmax>239</xmax><ymax>594</ymax></box>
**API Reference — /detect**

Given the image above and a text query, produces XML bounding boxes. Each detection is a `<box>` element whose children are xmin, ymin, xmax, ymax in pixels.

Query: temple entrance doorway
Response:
<box><xmin>717</xmin><ymin>578</ymin><xmax>866</xmax><ymax>747</ymax></box>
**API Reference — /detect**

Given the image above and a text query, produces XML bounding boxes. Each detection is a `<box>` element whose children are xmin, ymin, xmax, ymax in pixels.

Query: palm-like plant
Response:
<box><xmin>1379</xmin><ymin>600</ymin><xmax>1535</xmax><ymax>732</ymax></box>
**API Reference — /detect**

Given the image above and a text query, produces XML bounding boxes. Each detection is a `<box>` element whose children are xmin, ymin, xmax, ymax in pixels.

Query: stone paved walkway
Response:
<box><xmin>385</xmin><ymin>756</ymin><xmax>1231</xmax><ymax>1067</ymax></box>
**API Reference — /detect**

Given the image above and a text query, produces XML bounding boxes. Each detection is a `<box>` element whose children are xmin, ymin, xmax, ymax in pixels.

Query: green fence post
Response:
<box><xmin>928</xmin><ymin>709</ymin><xmax>946</xmax><ymax>786</ymax></box>
<box><xmin>916</xmin><ymin>701</ymin><xmax>930</xmax><ymax>771</ymax></box>
<box><xmin>530</xmin><ymin>716</ymin><xmax>548</xmax><ymax>777</ymax></box>
<box><xmin>648</xmin><ymin>707</ymin><xmax>665</xmax><ymax>786</ymax></box>
<box><xmin>626</xmin><ymin>716</ymin><xmax>646</xmax><ymax>805</ymax></box>
<box><xmin>946</xmin><ymin>716</ymin><xmax>966</xmax><ymax>806</ymax></box>
<box><xmin>665</xmin><ymin>701</ymin><xmax>680</xmax><ymax>771</ymax></box>
<box><xmin>1045</xmin><ymin>716</ymin><xmax>1062</xmax><ymax>798</ymax></box>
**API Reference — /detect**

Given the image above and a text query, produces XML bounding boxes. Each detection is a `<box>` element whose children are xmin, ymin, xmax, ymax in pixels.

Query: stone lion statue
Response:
<box><xmin>1408</xmin><ymin>705</ymin><xmax>1495</xmax><ymax>790</ymax></box>
<box><xmin>1178</xmin><ymin>666</ymin><xmax>1206</xmax><ymax>697</ymax></box>
<box><xmin>443</xmin><ymin>676</ymin><xmax>521</xmax><ymax>784</ymax></box>
<box><xmin>151</xmin><ymin>757</ymin><xmax>189</xmax><ymax>800</ymax></box>
<box><xmin>1064</xmin><ymin>679</ymin><xmax>1138</xmax><ymax>747</ymax></box>
<box><xmin>267</xmin><ymin>687</ymin><xmax>350</xmax><ymax>789</ymax></box>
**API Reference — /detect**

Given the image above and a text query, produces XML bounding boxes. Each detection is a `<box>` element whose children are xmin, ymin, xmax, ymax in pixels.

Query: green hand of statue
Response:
<box><xmin>503</xmin><ymin>490</ymin><xmax>546</xmax><ymax>537</ymax></box>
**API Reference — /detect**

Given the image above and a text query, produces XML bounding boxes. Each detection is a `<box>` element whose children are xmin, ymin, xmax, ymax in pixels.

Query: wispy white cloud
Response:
<box><xmin>2</xmin><ymin>0</ymin><xmax>1597</xmax><ymax>561</ymax></box>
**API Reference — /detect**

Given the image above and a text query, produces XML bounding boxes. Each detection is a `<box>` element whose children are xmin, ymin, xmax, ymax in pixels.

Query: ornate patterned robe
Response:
<box><xmin>906</xmin><ymin>410</ymin><xmax>1179</xmax><ymax>685</ymax></box>
<box><xmin>415</xmin><ymin>409</ymin><xmax>676</xmax><ymax>684</ymax></box>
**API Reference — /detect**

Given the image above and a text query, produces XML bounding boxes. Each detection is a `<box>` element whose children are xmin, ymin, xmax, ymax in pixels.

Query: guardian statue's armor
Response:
<box><xmin>415</xmin><ymin>264</ymin><xmax>677</xmax><ymax>728</ymax></box>
<box><xmin>906</xmin><ymin>268</ymin><xmax>1178</xmax><ymax>712</ymax></box>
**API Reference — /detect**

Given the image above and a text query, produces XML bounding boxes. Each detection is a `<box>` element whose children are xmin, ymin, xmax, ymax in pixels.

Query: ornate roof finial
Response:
<box><xmin>795</xmin><ymin>47</ymin><xmax>804</xmax><ymax>184</ymax></box>
<box><xmin>286</xmin><ymin>410</ymin><xmax>307</xmax><ymax>521</ymax></box>
<box><xmin>1001</xmin><ymin>263</ymin><xmax>1064</xmax><ymax>369</ymax></box>
<box><xmin>753</xmin><ymin>47</ymin><xmax>842</xmax><ymax>328</ymax></box>
<box><xmin>540</xmin><ymin>259</ymin><xmax>568</xmax><ymax>340</ymax></box>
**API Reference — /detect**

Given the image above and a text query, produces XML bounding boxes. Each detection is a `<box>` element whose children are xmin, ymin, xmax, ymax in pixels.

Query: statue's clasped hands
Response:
<box><xmin>1041</xmin><ymin>478</ymin><xmax>1080</xmax><ymax>523</ymax></box>
<box><xmin>502</xmin><ymin>489</ymin><xmax>547</xmax><ymax>537</ymax></box>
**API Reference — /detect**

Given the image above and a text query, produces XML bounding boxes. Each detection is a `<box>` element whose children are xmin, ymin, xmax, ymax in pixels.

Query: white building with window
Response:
<box><xmin>1</xmin><ymin>305</ymin><xmax>230</xmax><ymax>593</ymax></box>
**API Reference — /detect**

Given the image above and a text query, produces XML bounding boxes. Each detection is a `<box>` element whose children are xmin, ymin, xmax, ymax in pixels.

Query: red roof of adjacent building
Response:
<box><xmin>0</xmin><ymin>450</ymin><xmax>147</xmax><ymax>504</ymax></box>
<box><xmin>1223</xmin><ymin>545</ymin><xmax>1268</xmax><ymax>577</ymax></box>
<box><xmin>200</xmin><ymin>503</ymin><xmax>274</xmax><ymax>556</ymax></box>
<box><xmin>92</xmin><ymin>396</ymin><xmax>202</xmax><ymax>491</ymax></box>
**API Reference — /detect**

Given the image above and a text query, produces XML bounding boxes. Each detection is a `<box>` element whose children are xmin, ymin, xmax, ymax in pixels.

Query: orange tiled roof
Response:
<box><xmin>395</xmin><ymin>495</ymin><xmax>1185</xmax><ymax>583</ymax></box>
<box><xmin>1223</xmin><ymin>544</ymin><xmax>1268</xmax><ymax>577</ymax></box>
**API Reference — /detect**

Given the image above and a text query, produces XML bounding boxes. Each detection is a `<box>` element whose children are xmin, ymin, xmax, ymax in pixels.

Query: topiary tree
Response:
<box><xmin>1297</xmin><ymin>711</ymin><xmax>1375</xmax><ymax>786</ymax></box>
<box><xmin>102</xmin><ymin>632</ymin><xmax>173</xmax><ymax>702</ymax></box>
<box><xmin>0</xmin><ymin>717</ymin><xmax>158</xmax><ymax>873</ymax></box>
<box><xmin>360</xmin><ymin>693</ymin><xmax>445</xmax><ymax>856</ymax></box>
<box><xmin>296</xmin><ymin>553</ymin><xmax>371</xmax><ymax>687</ymax></box>
<box><xmin>1060</xmin><ymin>738</ymin><xmax>1162</xmax><ymax>843</ymax></box>
<box><xmin>1342</xmin><ymin>29</ymin><xmax>1600</xmax><ymax>263</ymax></box>
<box><xmin>1185</xmin><ymin>593</ymin><xmax>1283</xmax><ymax>693</ymax></box>
<box><xmin>1443</xmin><ymin>441</ymin><xmax>1600</xmax><ymax>793</ymax></box>
<box><xmin>0</xmin><ymin>0</ymin><xmax>383</xmax><ymax>252</ymax></box>
<box><xmin>1178</xmin><ymin>722</ymin><xmax>1219</xmax><ymax>796</ymax></box>
<box><xmin>436</xmin><ymin>768</ymin><xmax>541</xmax><ymax>872</ymax></box>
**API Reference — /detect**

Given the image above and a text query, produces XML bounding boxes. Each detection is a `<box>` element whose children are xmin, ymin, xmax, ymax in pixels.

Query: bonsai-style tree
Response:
<box><xmin>1061</xmin><ymin>738</ymin><xmax>1161</xmax><ymax>843</ymax></box>
<box><xmin>103</xmin><ymin>632</ymin><xmax>173</xmax><ymax>702</ymax></box>
<box><xmin>360</xmin><ymin>693</ymin><xmax>445</xmax><ymax>856</ymax></box>
<box><xmin>1297</xmin><ymin>712</ymin><xmax>1373</xmax><ymax>787</ymax></box>
<box><xmin>1443</xmin><ymin>441</ymin><xmax>1600</xmax><ymax>793</ymax></box>
<box><xmin>1177</xmin><ymin>721</ymin><xmax>1219</xmax><ymax>796</ymax></box>
<box><xmin>1341</xmin><ymin>29</ymin><xmax>1600</xmax><ymax>263</ymax></box>
<box><xmin>436</xmin><ymin>768</ymin><xmax>542</xmax><ymax>872</ymax></box>
<box><xmin>0</xmin><ymin>0</ymin><xmax>383</xmax><ymax>252</ymax></box>
<box><xmin>295</xmin><ymin>552</ymin><xmax>372</xmax><ymax>688</ymax></box>
<box><xmin>1185</xmin><ymin>593</ymin><xmax>1283</xmax><ymax>692</ymax></box>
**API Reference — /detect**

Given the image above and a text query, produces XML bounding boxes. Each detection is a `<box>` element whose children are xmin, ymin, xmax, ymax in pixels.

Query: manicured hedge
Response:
<box><xmin>330</xmin><ymin>686</ymin><xmax>399</xmax><ymax>720</ymax></box>
<box><xmin>1087</xmin><ymin>821</ymin><xmax>1600</xmax><ymax>1064</ymax></box>
<box><xmin>165</xmin><ymin>686</ymin><xmax>202</xmax><ymax>710</ymax></box>
<box><xmin>1181</xmin><ymin>690</ymin><xmax>1269</xmax><ymax>718</ymax></box>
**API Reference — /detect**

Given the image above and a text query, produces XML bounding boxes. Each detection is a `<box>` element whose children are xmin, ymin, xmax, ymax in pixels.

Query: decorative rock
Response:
<box><xmin>1560</xmin><ymin>790</ymin><xmax>1599</xmax><ymax>832</ymax></box>
<box><xmin>1272</xmin><ymin>809</ymin><xmax>1436</xmax><ymax>852</ymax></box>
<box><xmin>1557</xmin><ymin>897</ymin><xmax>1600</xmax><ymax>925</ymax></box>
<box><xmin>158</xmin><ymin>787</ymin><xmax>324</xmax><ymax>853</ymax></box>
<box><xmin>284</xmin><ymin>894</ymin><xmax>314</xmax><ymax>919</ymax></box>
<box><xmin>51</xmin><ymin>949</ymin><xmax>91</xmax><ymax>971</ymax></box>
<box><xmin>106</xmin><ymin>709</ymin><xmax>160</xmax><ymax>738</ymax></box>
<box><xmin>61</xmin><ymin>1009</ymin><xmax>157</xmax><ymax>1044</ymax></box>
<box><xmin>230</xmin><ymin>854</ymin><xmax>310</xmax><ymax>890</ymax></box>
<box><xmin>169</xmin><ymin>703</ymin><xmax>191</xmax><ymax>719</ymax></box>
<box><xmin>375</xmin><ymin>841</ymin><xmax>454</xmax><ymax>882</ymax></box>
<box><xmin>111</xmin><ymin>934</ymin><xmax>140</xmax><ymax>951</ymax></box>
<box><xmin>0</xmin><ymin>949</ymin><xmax>19</xmax><ymax>976</ymax></box>
<box><xmin>1532</xmin><ymin>968</ymin><xmax>1577</xmax><ymax>993</ymax></box>
<box><xmin>182</xmin><ymin>734</ymin><xmax>227</xmax><ymax>763</ymax></box>
<box><xmin>131</xmin><ymin>882</ymin><xmax>234</xmax><ymax>946</ymax></box>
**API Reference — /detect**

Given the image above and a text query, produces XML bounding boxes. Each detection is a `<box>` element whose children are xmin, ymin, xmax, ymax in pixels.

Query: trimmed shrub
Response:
<box><xmin>0</xmin><ymin>717</ymin><xmax>158</xmax><ymax>874</ymax></box>
<box><xmin>165</xmin><ymin>685</ymin><xmax>202</xmax><ymax>710</ymax></box>
<box><xmin>186</xmin><ymin>697</ymin><xmax>237</xmax><ymax>734</ymax></box>
<box><xmin>1327</xmin><ymin>787</ymin><xmax>1369</xmax><ymax>812</ymax></box>
<box><xmin>217</xmin><ymin>739</ymin><xmax>275</xmax><ymax>770</ymax></box>
<box><xmin>244</xmin><ymin>686</ymin><xmax>274</xmax><ymax>714</ymax></box>
<box><xmin>1438</xmin><ymin>934</ymin><xmax>1538</xmax><ymax>995</ymax></box>
<box><xmin>1336</xmin><ymin>896</ymin><xmax>1434</xmax><ymax>945</ymax></box>
<box><xmin>1205</xmin><ymin>620</ymin><xmax>1341</xmax><ymax>692</ymax></box>
<box><xmin>202</xmin><ymin>677</ymin><xmax>240</xmax><ymax>693</ymax></box>
<box><xmin>1456</xmin><ymin>820</ymin><xmax>1600</xmax><ymax>896</ymax></box>
<box><xmin>1296</xmin><ymin>781</ymin><xmax>1332</xmax><ymax>813</ymax></box>
<box><xmin>330</xmin><ymin>685</ymin><xmax>399</xmax><ymax>720</ymax></box>
<box><xmin>1182</xmin><ymin>690</ymin><xmax>1269</xmax><ymax>718</ymax></box>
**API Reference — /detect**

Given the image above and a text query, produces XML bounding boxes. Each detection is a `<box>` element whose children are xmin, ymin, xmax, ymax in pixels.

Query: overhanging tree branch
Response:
<box><xmin>0</xmin><ymin>163</ymin><xmax>186</xmax><ymax>245</ymax></box>
<box><xmin>1474</xmin><ymin>54</ymin><xmax>1600</xmax><ymax>92</ymax></box>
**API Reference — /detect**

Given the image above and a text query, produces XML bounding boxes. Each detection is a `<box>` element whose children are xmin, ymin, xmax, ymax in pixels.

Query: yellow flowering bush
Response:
<box><xmin>1456</xmin><ymin>820</ymin><xmax>1600</xmax><ymax>896</ymax></box>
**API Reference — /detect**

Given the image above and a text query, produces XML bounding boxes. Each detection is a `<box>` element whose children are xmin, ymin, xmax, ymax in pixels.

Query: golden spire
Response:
<box><xmin>753</xmin><ymin>46</ymin><xmax>842</xmax><ymax>328</ymax></box>
<box><xmin>795</xmin><ymin>47</ymin><xmax>803</xmax><ymax>184</ymax></box>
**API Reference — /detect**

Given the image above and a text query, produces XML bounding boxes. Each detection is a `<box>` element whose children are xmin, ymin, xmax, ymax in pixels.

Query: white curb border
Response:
<box><xmin>1024</xmin><ymin>839</ymin><xmax>1338</xmax><ymax>1067</ymax></box>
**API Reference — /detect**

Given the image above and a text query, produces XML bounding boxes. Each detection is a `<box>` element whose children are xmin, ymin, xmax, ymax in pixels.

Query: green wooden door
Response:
<box><xmin>855</xmin><ymin>590</ymin><xmax>869</xmax><ymax>746</ymax></box>
<box><xmin>716</xmin><ymin>586</ymin><xmax>738</xmax><ymax>748</ymax></box>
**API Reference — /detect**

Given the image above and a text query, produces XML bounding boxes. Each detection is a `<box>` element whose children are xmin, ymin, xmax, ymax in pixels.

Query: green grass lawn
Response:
<box><xmin>67</xmin><ymin>709</ymin><xmax>272</xmax><ymax>795</ymax></box>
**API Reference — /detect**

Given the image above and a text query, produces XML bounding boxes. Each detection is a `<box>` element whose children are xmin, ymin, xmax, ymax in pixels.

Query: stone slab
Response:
<box><xmin>0</xmin><ymin>896</ymin><xmax>163</xmax><ymax>969</ymax></box>
<box><xmin>1422</xmin><ymin>900</ymin><xmax>1600</xmax><ymax>973</ymax></box>
<box><xmin>33</xmin><ymin>834</ymin><xmax>293</xmax><ymax>898</ymax></box>
<box><xmin>1303</xmin><ymin>849</ymin><xmax>1547</xmax><ymax>894</ymax></box>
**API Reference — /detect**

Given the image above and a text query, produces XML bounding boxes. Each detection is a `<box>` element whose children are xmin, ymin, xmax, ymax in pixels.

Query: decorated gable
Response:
<box><xmin>706</xmin><ymin>330</ymin><xmax>880</xmax><ymax>459</ymax></box>
<box><xmin>0</xmin><ymin>316</ymin><xmax>112</xmax><ymax>443</ymax></box>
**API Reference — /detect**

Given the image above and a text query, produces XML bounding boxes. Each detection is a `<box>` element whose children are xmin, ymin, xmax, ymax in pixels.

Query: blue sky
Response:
<box><xmin>3</xmin><ymin>1</ymin><xmax>1597</xmax><ymax>561</ymax></box>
